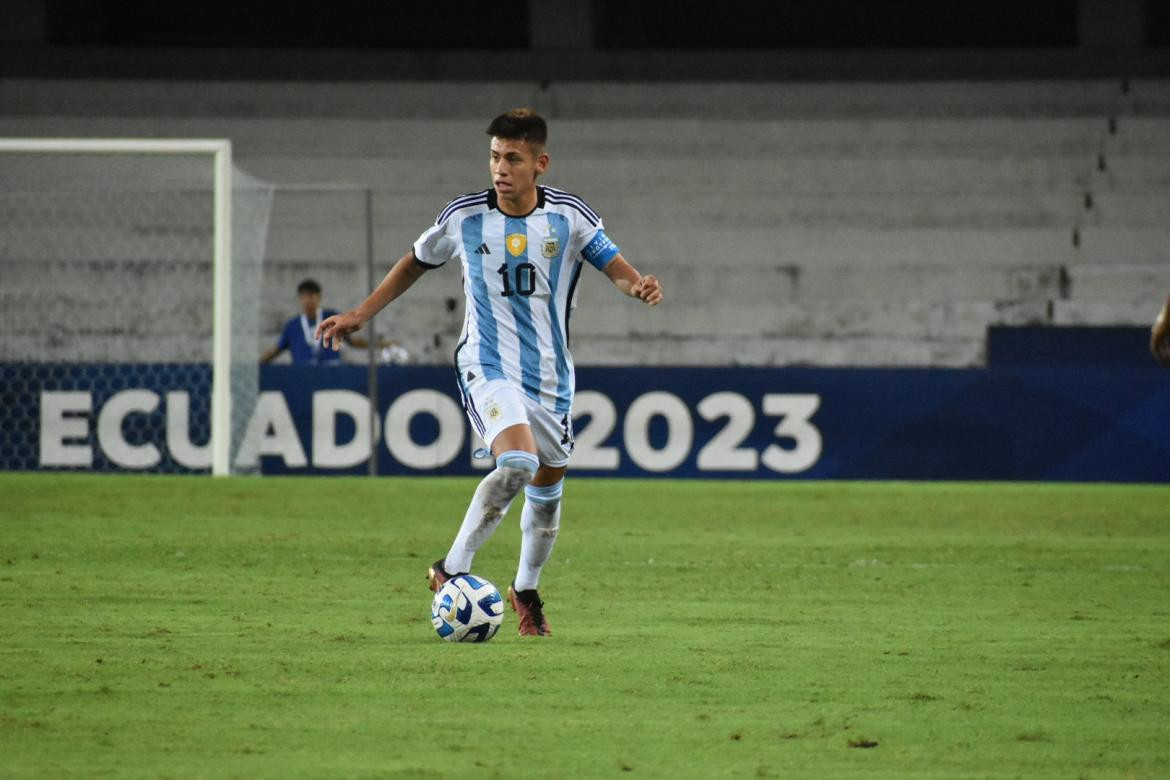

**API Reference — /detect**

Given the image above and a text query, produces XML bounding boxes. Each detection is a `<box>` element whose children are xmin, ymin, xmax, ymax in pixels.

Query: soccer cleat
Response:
<box><xmin>507</xmin><ymin>583</ymin><xmax>552</xmax><ymax>636</ymax></box>
<box><xmin>426</xmin><ymin>558</ymin><xmax>453</xmax><ymax>593</ymax></box>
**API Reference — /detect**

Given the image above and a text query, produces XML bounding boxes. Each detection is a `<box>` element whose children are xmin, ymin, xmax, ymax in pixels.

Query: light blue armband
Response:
<box><xmin>582</xmin><ymin>229</ymin><xmax>620</xmax><ymax>270</ymax></box>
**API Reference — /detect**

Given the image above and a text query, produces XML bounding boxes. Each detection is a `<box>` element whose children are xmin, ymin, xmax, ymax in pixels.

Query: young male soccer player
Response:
<box><xmin>316</xmin><ymin>109</ymin><xmax>663</xmax><ymax>636</ymax></box>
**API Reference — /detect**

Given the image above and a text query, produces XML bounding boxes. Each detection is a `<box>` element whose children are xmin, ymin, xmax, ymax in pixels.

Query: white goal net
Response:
<box><xmin>0</xmin><ymin>140</ymin><xmax>274</xmax><ymax>475</ymax></box>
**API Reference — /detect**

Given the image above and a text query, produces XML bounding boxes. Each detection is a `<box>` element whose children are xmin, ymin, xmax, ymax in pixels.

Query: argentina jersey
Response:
<box><xmin>413</xmin><ymin>185</ymin><xmax>621</xmax><ymax>415</ymax></box>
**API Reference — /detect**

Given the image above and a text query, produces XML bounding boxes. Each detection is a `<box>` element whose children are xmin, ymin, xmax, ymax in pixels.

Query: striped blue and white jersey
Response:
<box><xmin>413</xmin><ymin>185</ymin><xmax>620</xmax><ymax>415</ymax></box>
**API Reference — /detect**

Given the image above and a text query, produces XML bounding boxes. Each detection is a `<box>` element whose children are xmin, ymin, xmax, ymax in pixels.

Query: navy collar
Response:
<box><xmin>487</xmin><ymin>185</ymin><xmax>545</xmax><ymax>218</ymax></box>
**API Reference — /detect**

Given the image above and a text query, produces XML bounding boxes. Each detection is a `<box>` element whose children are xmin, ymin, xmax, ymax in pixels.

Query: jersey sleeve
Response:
<box><xmin>575</xmin><ymin>216</ymin><xmax>620</xmax><ymax>271</ymax></box>
<box><xmin>412</xmin><ymin>219</ymin><xmax>460</xmax><ymax>268</ymax></box>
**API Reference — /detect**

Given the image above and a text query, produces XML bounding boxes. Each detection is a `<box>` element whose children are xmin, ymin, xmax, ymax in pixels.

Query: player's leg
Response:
<box><xmin>430</xmin><ymin>380</ymin><xmax>539</xmax><ymax>591</ymax></box>
<box><xmin>507</xmin><ymin>401</ymin><xmax>572</xmax><ymax>635</ymax></box>
<box><xmin>434</xmin><ymin>423</ymin><xmax>537</xmax><ymax>586</ymax></box>
<box><xmin>515</xmin><ymin>463</ymin><xmax>566</xmax><ymax>593</ymax></box>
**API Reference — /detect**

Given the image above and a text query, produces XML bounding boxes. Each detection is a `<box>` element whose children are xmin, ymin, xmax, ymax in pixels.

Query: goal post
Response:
<box><xmin>0</xmin><ymin>138</ymin><xmax>271</xmax><ymax>476</ymax></box>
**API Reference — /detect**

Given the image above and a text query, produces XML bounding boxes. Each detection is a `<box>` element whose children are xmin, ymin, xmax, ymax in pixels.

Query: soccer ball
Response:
<box><xmin>430</xmin><ymin>574</ymin><xmax>504</xmax><ymax>642</ymax></box>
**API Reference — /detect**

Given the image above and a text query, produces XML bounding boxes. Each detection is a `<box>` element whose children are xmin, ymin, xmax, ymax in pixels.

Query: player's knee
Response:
<box><xmin>493</xmin><ymin>450</ymin><xmax>539</xmax><ymax>497</ymax></box>
<box><xmin>523</xmin><ymin>479</ymin><xmax>563</xmax><ymax>533</ymax></box>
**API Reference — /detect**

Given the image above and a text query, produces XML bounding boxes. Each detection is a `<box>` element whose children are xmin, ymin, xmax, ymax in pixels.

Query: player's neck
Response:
<box><xmin>303</xmin><ymin>307</ymin><xmax>318</xmax><ymax>319</ymax></box>
<box><xmin>496</xmin><ymin>187</ymin><xmax>538</xmax><ymax>217</ymax></box>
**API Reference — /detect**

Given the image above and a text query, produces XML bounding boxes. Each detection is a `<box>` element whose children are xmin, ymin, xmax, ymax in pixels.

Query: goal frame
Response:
<box><xmin>0</xmin><ymin>138</ymin><xmax>236</xmax><ymax>475</ymax></box>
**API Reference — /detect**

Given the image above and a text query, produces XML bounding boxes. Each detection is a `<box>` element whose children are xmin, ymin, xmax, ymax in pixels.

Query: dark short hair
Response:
<box><xmin>297</xmin><ymin>279</ymin><xmax>321</xmax><ymax>295</ymax></box>
<box><xmin>486</xmin><ymin>108</ymin><xmax>547</xmax><ymax>148</ymax></box>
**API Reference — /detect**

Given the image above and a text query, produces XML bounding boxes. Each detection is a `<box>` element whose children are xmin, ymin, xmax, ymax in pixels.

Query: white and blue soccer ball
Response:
<box><xmin>430</xmin><ymin>574</ymin><xmax>504</xmax><ymax>642</ymax></box>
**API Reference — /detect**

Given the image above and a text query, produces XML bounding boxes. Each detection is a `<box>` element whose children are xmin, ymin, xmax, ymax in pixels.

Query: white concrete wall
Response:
<box><xmin>2</xmin><ymin>78</ymin><xmax>1166</xmax><ymax>366</ymax></box>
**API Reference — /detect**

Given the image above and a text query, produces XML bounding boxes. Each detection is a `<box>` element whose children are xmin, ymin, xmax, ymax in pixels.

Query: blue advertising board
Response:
<box><xmin>7</xmin><ymin>361</ymin><xmax>1168</xmax><ymax>482</ymax></box>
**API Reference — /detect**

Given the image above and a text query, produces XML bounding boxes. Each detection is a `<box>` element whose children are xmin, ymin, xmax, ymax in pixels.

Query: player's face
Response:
<box><xmin>298</xmin><ymin>291</ymin><xmax>321</xmax><ymax>316</ymax></box>
<box><xmin>490</xmin><ymin>137</ymin><xmax>548</xmax><ymax>201</ymax></box>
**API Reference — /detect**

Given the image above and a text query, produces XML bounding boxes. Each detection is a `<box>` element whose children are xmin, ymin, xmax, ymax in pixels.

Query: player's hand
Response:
<box><xmin>1152</xmin><ymin>294</ymin><xmax>1170</xmax><ymax>367</ymax></box>
<box><xmin>316</xmin><ymin>311</ymin><xmax>363</xmax><ymax>351</ymax></box>
<box><xmin>632</xmin><ymin>274</ymin><xmax>663</xmax><ymax>306</ymax></box>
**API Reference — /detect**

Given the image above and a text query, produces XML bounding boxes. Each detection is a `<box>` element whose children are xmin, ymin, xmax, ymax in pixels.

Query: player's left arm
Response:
<box><xmin>602</xmin><ymin>254</ymin><xmax>663</xmax><ymax>306</ymax></box>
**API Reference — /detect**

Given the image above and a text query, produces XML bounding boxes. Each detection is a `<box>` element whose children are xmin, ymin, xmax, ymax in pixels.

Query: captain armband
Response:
<box><xmin>581</xmin><ymin>230</ymin><xmax>620</xmax><ymax>270</ymax></box>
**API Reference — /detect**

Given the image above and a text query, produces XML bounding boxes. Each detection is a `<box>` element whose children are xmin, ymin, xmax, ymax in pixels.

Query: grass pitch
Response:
<box><xmin>1</xmin><ymin>474</ymin><xmax>1168</xmax><ymax>779</ymax></box>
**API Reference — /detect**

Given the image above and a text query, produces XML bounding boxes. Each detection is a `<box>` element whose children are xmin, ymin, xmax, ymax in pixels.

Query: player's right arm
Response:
<box><xmin>1152</xmin><ymin>294</ymin><xmax>1170</xmax><ymax>367</ymax></box>
<box><xmin>318</xmin><ymin>199</ymin><xmax>464</xmax><ymax>350</ymax></box>
<box><xmin>317</xmin><ymin>251</ymin><xmax>428</xmax><ymax>350</ymax></box>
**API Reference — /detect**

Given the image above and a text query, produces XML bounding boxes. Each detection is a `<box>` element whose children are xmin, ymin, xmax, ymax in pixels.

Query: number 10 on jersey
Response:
<box><xmin>498</xmin><ymin>262</ymin><xmax>537</xmax><ymax>297</ymax></box>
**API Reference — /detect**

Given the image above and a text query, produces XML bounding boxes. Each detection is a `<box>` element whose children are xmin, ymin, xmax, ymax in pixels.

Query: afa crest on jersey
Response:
<box><xmin>541</xmin><ymin>237</ymin><xmax>560</xmax><ymax>258</ymax></box>
<box><xmin>506</xmin><ymin>233</ymin><xmax>527</xmax><ymax>256</ymax></box>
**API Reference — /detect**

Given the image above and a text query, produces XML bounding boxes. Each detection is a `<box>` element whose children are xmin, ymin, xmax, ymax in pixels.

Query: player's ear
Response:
<box><xmin>535</xmin><ymin>150</ymin><xmax>549</xmax><ymax>176</ymax></box>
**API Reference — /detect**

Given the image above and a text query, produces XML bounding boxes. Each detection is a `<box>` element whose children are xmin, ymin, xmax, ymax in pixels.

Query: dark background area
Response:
<box><xmin>23</xmin><ymin>0</ymin><xmax>1168</xmax><ymax>49</ymax></box>
<box><xmin>595</xmin><ymin>0</ymin><xmax>1080</xmax><ymax>50</ymax></box>
<box><xmin>2</xmin><ymin>0</ymin><xmax>1168</xmax><ymax>80</ymax></box>
<box><xmin>40</xmin><ymin>0</ymin><xmax>533</xmax><ymax>49</ymax></box>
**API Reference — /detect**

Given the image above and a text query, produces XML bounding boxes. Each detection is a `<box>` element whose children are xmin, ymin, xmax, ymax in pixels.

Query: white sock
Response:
<box><xmin>514</xmin><ymin>480</ymin><xmax>563</xmax><ymax>591</ymax></box>
<box><xmin>444</xmin><ymin>450</ymin><xmax>537</xmax><ymax>574</ymax></box>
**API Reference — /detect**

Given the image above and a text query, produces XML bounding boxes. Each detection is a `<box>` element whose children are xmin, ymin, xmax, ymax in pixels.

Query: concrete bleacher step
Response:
<box><xmin>1073</xmin><ymin>228</ymin><xmax>1170</xmax><ymax>265</ymax></box>
<box><xmin>1</xmin><ymin>78</ymin><xmax>1126</xmax><ymax>121</ymax></box>
<box><xmin>1078</xmin><ymin>192</ymin><xmax>1170</xmax><ymax>227</ymax></box>
<box><xmin>647</xmin><ymin>263</ymin><xmax>1065</xmax><ymax>304</ymax></box>
<box><xmin>0</xmin><ymin>117</ymin><xmax>486</xmax><ymax>159</ymax></box>
<box><xmin>553</xmin><ymin>118</ymin><xmax>1107</xmax><ymax>159</ymax></box>
<box><xmin>235</xmin><ymin>154</ymin><xmax>1092</xmax><ymax>195</ymax></box>
<box><xmin>545</xmin><ymin>80</ymin><xmax>1124</xmax><ymax>119</ymax></box>
<box><xmin>0</xmin><ymin>329</ymin><xmax>989</xmax><ymax>368</ymax></box>
<box><xmin>1131</xmin><ymin>80</ymin><xmax>1170</xmax><ymax>116</ymax></box>
<box><xmin>0</xmin><ymin>233</ymin><xmax>212</xmax><ymax>262</ymax></box>
<box><xmin>558</xmin><ymin>157</ymin><xmax>1092</xmax><ymax>194</ymax></box>
<box><xmin>0</xmin><ymin>116</ymin><xmax>1109</xmax><ymax>159</ymax></box>
<box><xmin>2</xmin><ymin>336</ymin><xmax>212</xmax><ymax>363</ymax></box>
<box><xmin>1050</xmin><ymin>300</ymin><xmax>1159</xmax><ymax>326</ymax></box>
<box><xmin>610</xmin><ymin>226</ymin><xmax>1077</xmax><ymax>267</ymax></box>
<box><xmin>569</xmin><ymin>191</ymin><xmax>1081</xmax><ymax>229</ymax></box>
<box><xmin>1064</xmin><ymin>264</ymin><xmax>1170</xmax><ymax>303</ymax></box>
<box><xmin>0</xmin><ymin>79</ymin><xmax>544</xmax><ymax>120</ymax></box>
<box><xmin>1112</xmin><ymin>117</ymin><xmax>1170</xmax><ymax>154</ymax></box>
<box><xmin>570</xmin><ymin>334</ymin><xmax>986</xmax><ymax>367</ymax></box>
<box><xmin>1091</xmin><ymin>156</ymin><xmax>1170</xmax><ymax>189</ymax></box>
<box><xmin>569</xmin><ymin>298</ymin><xmax>1050</xmax><ymax>341</ymax></box>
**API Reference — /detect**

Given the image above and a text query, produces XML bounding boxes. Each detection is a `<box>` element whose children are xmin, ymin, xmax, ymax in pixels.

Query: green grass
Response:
<box><xmin>1</xmin><ymin>474</ymin><xmax>1169</xmax><ymax>779</ymax></box>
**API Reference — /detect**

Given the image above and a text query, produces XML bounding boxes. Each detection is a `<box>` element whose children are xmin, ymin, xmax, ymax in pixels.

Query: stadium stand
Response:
<box><xmin>1</xmin><ymin>77</ymin><xmax>1166</xmax><ymax>366</ymax></box>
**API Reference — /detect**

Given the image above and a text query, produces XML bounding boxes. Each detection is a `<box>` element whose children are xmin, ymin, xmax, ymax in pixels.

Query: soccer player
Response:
<box><xmin>317</xmin><ymin>108</ymin><xmax>663</xmax><ymax>635</ymax></box>
<box><xmin>1152</xmin><ymin>295</ymin><xmax>1170</xmax><ymax>367</ymax></box>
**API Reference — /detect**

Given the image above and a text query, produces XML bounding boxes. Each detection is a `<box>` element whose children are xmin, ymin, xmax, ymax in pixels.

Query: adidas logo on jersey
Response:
<box><xmin>474</xmin><ymin>243</ymin><xmax>491</xmax><ymax>255</ymax></box>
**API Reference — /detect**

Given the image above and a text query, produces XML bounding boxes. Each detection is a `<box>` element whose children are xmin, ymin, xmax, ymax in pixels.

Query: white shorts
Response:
<box><xmin>461</xmin><ymin>377</ymin><xmax>574</xmax><ymax>468</ymax></box>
